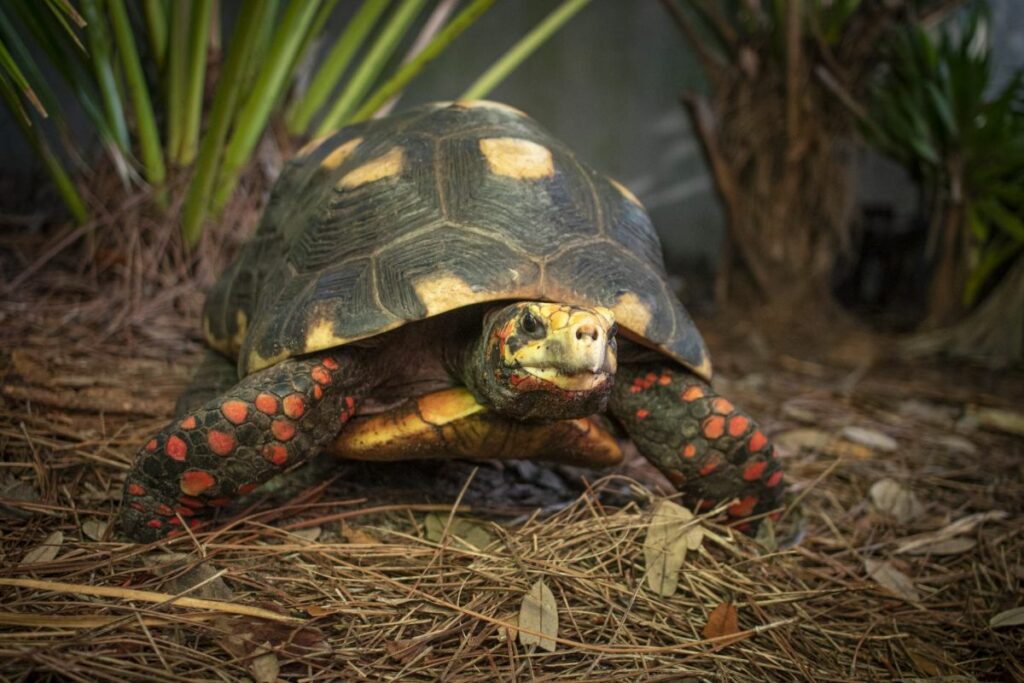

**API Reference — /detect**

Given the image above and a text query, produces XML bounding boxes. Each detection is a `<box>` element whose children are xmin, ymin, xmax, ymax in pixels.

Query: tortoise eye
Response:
<box><xmin>609</xmin><ymin>323</ymin><xmax>619</xmax><ymax>338</ymax></box>
<box><xmin>520</xmin><ymin>310</ymin><xmax>545</xmax><ymax>338</ymax></box>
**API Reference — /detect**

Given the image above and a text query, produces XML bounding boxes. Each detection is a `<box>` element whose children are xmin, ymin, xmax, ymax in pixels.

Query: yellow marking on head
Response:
<box><xmin>610</xmin><ymin>178</ymin><xmax>643</xmax><ymax>207</ymax></box>
<box><xmin>319</xmin><ymin>137</ymin><xmax>363</xmax><ymax>170</ymax></box>
<box><xmin>548</xmin><ymin>308</ymin><xmax>569</xmax><ymax>330</ymax></box>
<box><xmin>454</xmin><ymin>100</ymin><xmax>527</xmax><ymax>117</ymax></box>
<box><xmin>479</xmin><ymin>138</ymin><xmax>554</xmax><ymax>179</ymax></box>
<box><xmin>338</xmin><ymin>146</ymin><xmax>403</xmax><ymax>188</ymax></box>
<box><xmin>612</xmin><ymin>292</ymin><xmax>653</xmax><ymax>336</ymax></box>
<box><xmin>304</xmin><ymin>318</ymin><xmax>350</xmax><ymax>354</ymax></box>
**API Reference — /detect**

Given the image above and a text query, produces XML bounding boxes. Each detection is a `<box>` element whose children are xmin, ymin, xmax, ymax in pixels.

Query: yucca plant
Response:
<box><xmin>862</xmin><ymin>1</ymin><xmax>1024</xmax><ymax>324</ymax></box>
<box><xmin>0</xmin><ymin>0</ymin><xmax>593</xmax><ymax>243</ymax></box>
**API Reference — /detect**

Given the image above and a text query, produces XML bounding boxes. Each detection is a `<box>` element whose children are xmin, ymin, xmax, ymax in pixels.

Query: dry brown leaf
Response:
<box><xmin>864</xmin><ymin>559</ymin><xmax>920</xmax><ymax>602</ymax></box>
<box><xmin>841</xmin><ymin>425</ymin><xmax>898</xmax><ymax>452</ymax></box>
<box><xmin>643</xmin><ymin>500</ymin><xmax>702</xmax><ymax>597</ymax></box>
<box><xmin>518</xmin><ymin>579</ymin><xmax>557</xmax><ymax>652</ymax></box>
<box><xmin>989</xmin><ymin>607</ymin><xmax>1024</xmax><ymax>628</ymax></box>
<box><xmin>775</xmin><ymin>428</ymin><xmax>831</xmax><ymax>453</ymax></box>
<box><xmin>341</xmin><ymin>522</ymin><xmax>378</xmax><ymax>544</ymax></box>
<box><xmin>160</xmin><ymin>562</ymin><xmax>234</xmax><ymax>602</ymax></box>
<box><xmin>20</xmin><ymin>531</ymin><xmax>63</xmax><ymax>565</ymax></box>
<box><xmin>900</xmin><ymin>537</ymin><xmax>976</xmax><ymax>556</ymax></box>
<box><xmin>894</xmin><ymin>510</ymin><xmax>1007</xmax><ymax>554</ymax></box>
<box><xmin>495</xmin><ymin>612</ymin><xmax>519</xmax><ymax>642</ymax></box>
<box><xmin>702</xmin><ymin>602</ymin><xmax>740</xmax><ymax>645</ymax></box>
<box><xmin>81</xmin><ymin>519</ymin><xmax>107</xmax><ymax>541</ymax></box>
<box><xmin>424</xmin><ymin>513</ymin><xmax>495</xmax><ymax>550</ymax></box>
<box><xmin>869</xmin><ymin>478</ymin><xmax>924</xmax><ymax>523</ymax></box>
<box><xmin>250</xmin><ymin>646</ymin><xmax>279</xmax><ymax>683</ymax></box>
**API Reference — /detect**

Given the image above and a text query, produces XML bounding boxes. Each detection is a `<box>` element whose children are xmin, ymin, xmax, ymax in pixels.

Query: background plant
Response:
<box><xmin>0</xmin><ymin>0</ymin><xmax>592</xmax><ymax>243</ymax></box>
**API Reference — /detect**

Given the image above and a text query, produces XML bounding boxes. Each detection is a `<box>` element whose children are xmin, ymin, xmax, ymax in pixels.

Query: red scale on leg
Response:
<box><xmin>313</xmin><ymin>385</ymin><xmax>324</xmax><ymax>400</ymax></box>
<box><xmin>699</xmin><ymin>454</ymin><xmax>721</xmax><ymax>476</ymax></box>
<box><xmin>748</xmin><ymin>431</ymin><xmax>767</xmax><ymax>453</ymax></box>
<box><xmin>272</xmin><ymin>419</ymin><xmax>296</xmax><ymax>441</ymax></box>
<box><xmin>727</xmin><ymin>415</ymin><xmax>750</xmax><ymax>437</ymax></box>
<box><xmin>311</xmin><ymin>366</ymin><xmax>331</xmax><ymax>385</ymax></box>
<box><xmin>145</xmin><ymin>439</ymin><xmax>158</xmax><ymax>453</ymax></box>
<box><xmin>181</xmin><ymin>470</ymin><xmax>216</xmax><ymax>496</ymax></box>
<box><xmin>263</xmin><ymin>443</ymin><xmax>288</xmax><ymax>466</ymax></box>
<box><xmin>635</xmin><ymin>408</ymin><xmax>649</xmax><ymax>420</ymax></box>
<box><xmin>668</xmin><ymin>470</ymin><xmax>686</xmax><ymax>486</ymax></box>
<box><xmin>255</xmin><ymin>393</ymin><xmax>278</xmax><ymax>414</ymax></box>
<box><xmin>682</xmin><ymin>443</ymin><xmax>697</xmax><ymax>458</ymax></box>
<box><xmin>321</xmin><ymin>357</ymin><xmax>339</xmax><ymax>370</ymax></box>
<box><xmin>766</xmin><ymin>470</ymin><xmax>784</xmax><ymax>488</ymax></box>
<box><xmin>283</xmin><ymin>394</ymin><xmax>305</xmax><ymax>418</ymax></box>
<box><xmin>728</xmin><ymin>496</ymin><xmax>758</xmax><ymax>518</ymax></box>
<box><xmin>127</xmin><ymin>483</ymin><xmax>146</xmax><ymax>496</ymax></box>
<box><xmin>681</xmin><ymin>386</ymin><xmax>704</xmax><ymax>402</ymax></box>
<box><xmin>166</xmin><ymin>435</ymin><xmax>188</xmax><ymax>461</ymax></box>
<box><xmin>742</xmin><ymin>460</ymin><xmax>768</xmax><ymax>481</ymax></box>
<box><xmin>147</xmin><ymin>519</ymin><xmax>163</xmax><ymax>529</ymax></box>
<box><xmin>711</xmin><ymin>398</ymin><xmax>734</xmax><ymax>414</ymax></box>
<box><xmin>221</xmin><ymin>400</ymin><xmax>249</xmax><ymax>425</ymax></box>
<box><xmin>207</xmin><ymin>430</ymin><xmax>236</xmax><ymax>456</ymax></box>
<box><xmin>156</xmin><ymin>503</ymin><xmax>173</xmax><ymax>516</ymax></box>
<box><xmin>179</xmin><ymin>495</ymin><xmax>205</xmax><ymax>509</ymax></box>
<box><xmin>179</xmin><ymin>416</ymin><xmax>197</xmax><ymax>430</ymax></box>
<box><xmin>238</xmin><ymin>482</ymin><xmax>258</xmax><ymax>495</ymax></box>
<box><xmin>702</xmin><ymin>415</ymin><xmax>725</xmax><ymax>439</ymax></box>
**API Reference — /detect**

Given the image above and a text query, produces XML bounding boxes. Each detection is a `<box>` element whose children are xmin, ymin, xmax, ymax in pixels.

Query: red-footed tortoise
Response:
<box><xmin>119</xmin><ymin>101</ymin><xmax>784</xmax><ymax>541</ymax></box>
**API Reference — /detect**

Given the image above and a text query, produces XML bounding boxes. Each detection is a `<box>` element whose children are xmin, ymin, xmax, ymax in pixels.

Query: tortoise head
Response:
<box><xmin>465</xmin><ymin>302</ymin><xmax>617</xmax><ymax>420</ymax></box>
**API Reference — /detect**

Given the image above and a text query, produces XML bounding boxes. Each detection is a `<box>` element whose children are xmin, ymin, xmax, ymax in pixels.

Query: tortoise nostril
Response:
<box><xmin>576</xmin><ymin>324</ymin><xmax>599</xmax><ymax>341</ymax></box>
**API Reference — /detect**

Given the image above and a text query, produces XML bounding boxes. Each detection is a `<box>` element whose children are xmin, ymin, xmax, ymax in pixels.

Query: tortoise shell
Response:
<box><xmin>203</xmin><ymin>101</ymin><xmax>711</xmax><ymax>380</ymax></box>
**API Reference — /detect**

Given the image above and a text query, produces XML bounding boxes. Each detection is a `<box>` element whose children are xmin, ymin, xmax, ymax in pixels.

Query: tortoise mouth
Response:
<box><xmin>513</xmin><ymin>367</ymin><xmax>613</xmax><ymax>393</ymax></box>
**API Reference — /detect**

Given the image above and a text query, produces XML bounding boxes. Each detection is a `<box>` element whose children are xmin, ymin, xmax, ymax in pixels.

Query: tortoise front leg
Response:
<box><xmin>609</xmin><ymin>363</ymin><xmax>784</xmax><ymax>530</ymax></box>
<box><xmin>118</xmin><ymin>349</ymin><xmax>367</xmax><ymax>542</ymax></box>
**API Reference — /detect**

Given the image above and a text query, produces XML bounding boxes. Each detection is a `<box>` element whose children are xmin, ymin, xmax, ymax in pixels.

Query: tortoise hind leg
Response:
<box><xmin>608</xmin><ymin>363</ymin><xmax>784</xmax><ymax>531</ymax></box>
<box><xmin>119</xmin><ymin>349</ymin><xmax>368</xmax><ymax>542</ymax></box>
<box><xmin>174</xmin><ymin>350</ymin><xmax>241</xmax><ymax>417</ymax></box>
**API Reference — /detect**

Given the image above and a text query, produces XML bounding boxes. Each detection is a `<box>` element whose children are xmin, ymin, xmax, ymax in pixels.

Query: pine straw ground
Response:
<box><xmin>0</xmin><ymin>182</ymin><xmax>1022</xmax><ymax>682</ymax></box>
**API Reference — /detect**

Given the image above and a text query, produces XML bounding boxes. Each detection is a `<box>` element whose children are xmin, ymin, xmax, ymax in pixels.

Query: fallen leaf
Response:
<box><xmin>249</xmin><ymin>645</ymin><xmax>279</xmax><ymax>683</ymax></box>
<box><xmin>702</xmin><ymin>602</ymin><xmax>740</xmax><ymax>645</ymax></box>
<box><xmin>643</xmin><ymin>500</ymin><xmax>702</xmax><ymax>596</ymax></box>
<box><xmin>864</xmin><ymin>559</ymin><xmax>920</xmax><ymax>602</ymax></box>
<box><xmin>929</xmin><ymin>434</ymin><xmax>977</xmax><ymax>454</ymax></box>
<box><xmin>775</xmin><ymin>428</ymin><xmax>831</xmax><ymax>453</ymax></box>
<box><xmin>970</xmin><ymin>406</ymin><xmax>1024</xmax><ymax>437</ymax></box>
<box><xmin>869</xmin><ymin>478</ymin><xmax>924</xmax><ymax>523</ymax></box>
<box><xmin>894</xmin><ymin>511</ymin><xmax>1007</xmax><ymax>554</ymax></box>
<box><xmin>781</xmin><ymin>403</ymin><xmax>817</xmax><ymax>423</ymax></box>
<box><xmin>340</xmin><ymin>522</ymin><xmax>378</xmax><ymax>544</ymax></box>
<box><xmin>21</xmin><ymin>531</ymin><xmax>63</xmax><ymax>565</ymax></box>
<box><xmin>898</xmin><ymin>399</ymin><xmax>958</xmax><ymax>427</ymax></box>
<box><xmin>518</xmin><ymin>579</ymin><xmax>557</xmax><ymax>652</ymax></box>
<box><xmin>841</xmin><ymin>426</ymin><xmax>898</xmax><ymax>452</ymax></box>
<box><xmin>754</xmin><ymin>518</ymin><xmax>777</xmax><ymax>552</ymax></box>
<box><xmin>424</xmin><ymin>513</ymin><xmax>495</xmax><ymax>550</ymax></box>
<box><xmin>81</xmin><ymin>519</ymin><xmax>108</xmax><ymax>541</ymax></box>
<box><xmin>989</xmin><ymin>606</ymin><xmax>1024</xmax><ymax>628</ymax></box>
<box><xmin>289</xmin><ymin>526</ymin><xmax>321</xmax><ymax>542</ymax></box>
<box><xmin>900</xmin><ymin>537</ymin><xmax>976</xmax><ymax>556</ymax></box>
<box><xmin>495</xmin><ymin>612</ymin><xmax>518</xmax><ymax>642</ymax></box>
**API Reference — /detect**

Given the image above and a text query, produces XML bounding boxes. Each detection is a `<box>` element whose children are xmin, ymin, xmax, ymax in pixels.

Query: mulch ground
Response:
<box><xmin>1</xmin><ymin>186</ymin><xmax>1021</xmax><ymax>681</ymax></box>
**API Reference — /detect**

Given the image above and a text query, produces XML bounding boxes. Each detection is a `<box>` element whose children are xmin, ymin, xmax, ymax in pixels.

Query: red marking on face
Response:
<box><xmin>668</xmin><ymin>470</ymin><xmax>686</xmax><ymax>486</ymax></box>
<box><xmin>208</xmin><ymin>430</ymin><xmax>236</xmax><ymax>456</ymax></box>
<box><xmin>712</xmin><ymin>398</ymin><xmax>734</xmax><ymax>414</ymax></box>
<box><xmin>283</xmin><ymin>394</ymin><xmax>305</xmax><ymax>419</ymax></box>
<box><xmin>314</xmin><ymin>385</ymin><xmax>324</xmax><ymax>400</ymax></box>
<box><xmin>727</xmin><ymin>415</ymin><xmax>750</xmax><ymax>437</ymax></box>
<box><xmin>179</xmin><ymin>416</ymin><xmax>197</xmax><ymax>430</ymax></box>
<box><xmin>147</xmin><ymin>519</ymin><xmax>163</xmax><ymax>529</ymax></box>
<box><xmin>311</xmin><ymin>366</ymin><xmax>331</xmax><ymax>385</ymax></box>
<box><xmin>742</xmin><ymin>460</ymin><xmax>768</xmax><ymax>481</ymax></box>
<box><xmin>682</xmin><ymin>444</ymin><xmax>697</xmax><ymax>458</ymax></box>
<box><xmin>130</xmin><ymin>502</ymin><xmax>145</xmax><ymax>512</ymax></box>
<box><xmin>145</xmin><ymin>439</ymin><xmax>158</xmax><ymax>452</ymax></box>
<box><xmin>127</xmin><ymin>483</ymin><xmax>145</xmax><ymax>496</ymax></box>
<box><xmin>766</xmin><ymin>470</ymin><xmax>784</xmax><ymax>488</ymax></box>
<box><xmin>322</xmin><ymin>357</ymin><xmax>339</xmax><ymax>370</ymax></box>
<box><xmin>702</xmin><ymin>415</ymin><xmax>725</xmax><ymax>439</ymax></box>
<box><xmin>166</xmin><ymin>435</ymin><xmax>188</xmax><ymax>461</ymax></box>
<box><xmin>272</xmin><ymin>419</ymin><xmax>296</xmax><ymax>441</ymax></box>
<box><xmin>222</xmin><ymin>400</ymin><xmax>248</xmax><ymax>425</ymax></box>
<box><xmin>181</xmin><ymin>470</ymin><xmax>216</xmax><ymax>496</ymax></box>
<box><xmin>682</xmin><ymin>386</ymin><xmax>704</xmax><ymax>402</ymax></box>
<box><xmin>658</xmin><ymin>374</ymin><xmax>672</xmax><ymax>386</ymax></box>
<box><xmin>175</xmin><ymin>507</ymin><xmax>194</xmax><ymax>517</ymax></box>
<box><xmin>748</xmin><ymin>431</ymin><xmax>767</xmax><ymax>453</ymax></box>
<box><xmin>635</xmin><ymin>408</ymin><xmax>649</xmax><ymax>420</ymax></box>
<box><xmin>156</xmin><ymin>503</ymin><xmax>173</xmax><ymax>516</ymax></box>
<box><xmin>263</xmin><ymin>443</ymin><xmax>288</xmax><ymax>466</ymax></box>
<box><xmin>728</xmin><ymin>496</ymin><xmax>757</xmax><ymax>517</ymax></box>
<box><xmin>256</xmin><ymin>393</ymin><xmax>278</xmax><ymax>414</ymax></box>
<box><xmin>238</xmin><ymin>482</ymin><xmax>257</xmax><ymax>495</ymax></box>
<box><xmin>179</xmin><ymin>495</ymin><xmax>205</xmax><ymax>509</ymax></box>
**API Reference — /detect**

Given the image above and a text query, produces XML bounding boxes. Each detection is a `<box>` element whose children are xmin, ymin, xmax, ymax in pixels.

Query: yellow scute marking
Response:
<box><xmin>320</xmin><ymin>137</ymin><xmax>363</xmax><ymax>170</ymax></box>
<box><xmin>413</xmin><ymin>275</ymin><xmax>491</xmax><ymax>316</ymax></box>
<box><xmin>245</xmin><ymin>347</ymin><xmax>290</xmax><ymax>374</ymax></box>
<box><xmin>304</xmin><ymin>318</ymin><xmax>349</xmax><ymax>353</ymax></box>
<box><xmin>455</xmin><ymin>100</ymin><xmax>527</xmax><ymax>117</ymax></box>
<box><xmin>339</xmin><ymin>146</ymin><xmax>403</xmax><ymax>188</ymax></box>
<box><xmin>612</xmin><ymin>292</ymin><xmax>652</xmax><ymax>336</ymax></box>
<box><xmin>611</xmin><ymin>178</ymin><xmax>643</xmax><ymax>207</ymax></box>
<box><xmin>418</xmin><ymin>388</ymin><xmax>486</xmax><ymax>424</ymax></box>
<box><xmin>479</xmin><ymin>138</ymin><xmax>554</xmax><ymax>179</ymax></box>
<box><xmin>297</xmin><ymin>134</ymin><xmax>330</xmax><ymax>157</ymax></box>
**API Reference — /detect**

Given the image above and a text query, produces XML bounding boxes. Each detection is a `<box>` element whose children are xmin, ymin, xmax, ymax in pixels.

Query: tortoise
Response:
<box><xmin>119</xmin><ymin>101</ymin><xmax>784</xmax><ymax>542</ymax></box>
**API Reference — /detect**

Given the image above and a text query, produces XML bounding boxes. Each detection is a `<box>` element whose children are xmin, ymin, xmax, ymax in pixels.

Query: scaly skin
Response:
<box><xmin>119</xmin><ymin>349</ymin><xmax>365</xmax><ymax>542</ymax></box>
<box><xmin>610</xmin><ymin>364</ymin><xmax>784</xmax><ymax>530</ymax></box>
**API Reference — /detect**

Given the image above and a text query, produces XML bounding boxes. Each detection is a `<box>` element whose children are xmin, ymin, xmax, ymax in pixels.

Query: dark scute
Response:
<box><xmin>598</xmin><ymin>176</ymin><xmax>666</xmax><ymax>270</ymax></box>
<box><xmin>204</xmin><ymin>232</ymin><xmax>284</xmax><ymax>351</ymax></box>
<box><xmin>441</xmin><ymin>136</ymin><xmax>599</xmax><ymax>255</ymax></box>
<box><xmin>375</xmin><ymin>226</ymin><xmax>540</xmax><ymax>317</ymax></box>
